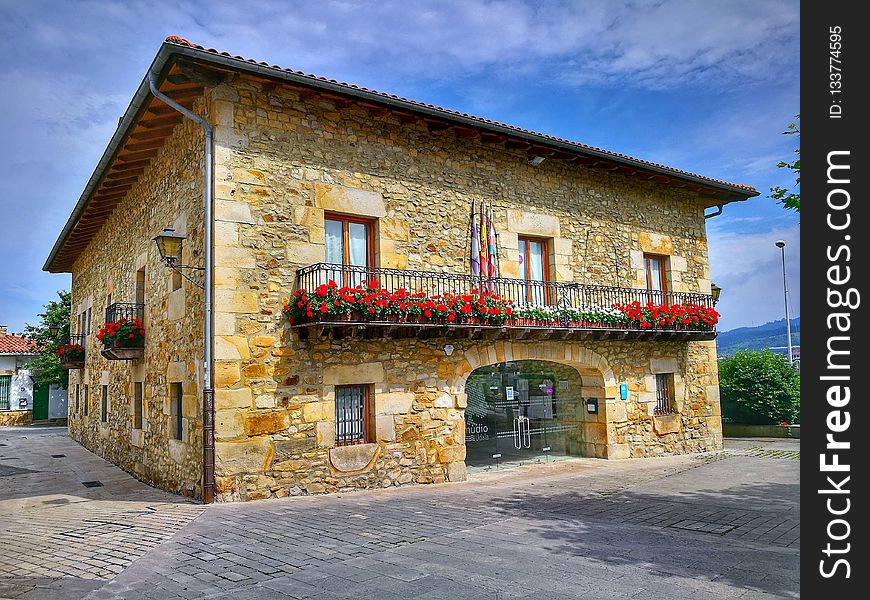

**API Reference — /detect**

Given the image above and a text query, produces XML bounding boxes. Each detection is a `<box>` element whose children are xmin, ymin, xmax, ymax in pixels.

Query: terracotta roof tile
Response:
<box><xmin>165</xmin><ymin>36</ymin><xmax>757</xmax><ymax>194</ymax></box>
<box><xmin>0</xmin><ymin>335</ymin><xmax>38</xmax><ymax>355</ymax></box>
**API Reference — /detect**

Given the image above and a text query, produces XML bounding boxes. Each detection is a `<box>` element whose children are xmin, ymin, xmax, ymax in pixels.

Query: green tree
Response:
<box><xmin>719</xmin><ymin>349</ymin><xmax>799</xmax><ymax>425</ymax></box>
<box><xmin>23</xmin><ymin>291</ymin><xmax>71</xmax><ymax>389</ymax></box>
<box><xmin>769</xmin><ymin>115</ymin><xmax>800</xmax><ymax>212</ymax></box>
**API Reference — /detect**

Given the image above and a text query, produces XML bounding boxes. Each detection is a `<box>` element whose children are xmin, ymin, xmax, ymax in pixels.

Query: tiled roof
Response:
<box><xmin>0</xmin><ymin>335</ymin><xmax>38</xmax><ymax>355</ymax></box>
<box><xmin>165</xmin><ymin>36</ymin><xmax>757</xmax><ymax>194</ymax></box>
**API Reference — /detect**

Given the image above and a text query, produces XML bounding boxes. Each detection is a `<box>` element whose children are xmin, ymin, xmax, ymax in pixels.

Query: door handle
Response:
<box><xmin>516</xmin><ymin>416</ymin><xmax>531</xmax><ymax>449</ymax></box>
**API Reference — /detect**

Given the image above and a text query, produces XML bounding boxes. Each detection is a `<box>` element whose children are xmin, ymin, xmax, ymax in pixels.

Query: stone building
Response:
<box><xmin>0</xmin><ymin>326</ymin><xmax>38</xmax><ymax>426</ymax></box>
<box><xmin>44</xmin><ymin>37</ymin><xmax>757</xmax><ymax>502</ymax></box>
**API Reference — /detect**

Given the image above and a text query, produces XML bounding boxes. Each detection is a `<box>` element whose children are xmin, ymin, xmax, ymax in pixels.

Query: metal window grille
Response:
<box><xmin>84</xmin><ymin>385</ymin><xmax>89</xmax><ymax>416</ymax></box>
<box><xmin>172</xmin><ymin>383</ymin><xmax>183</xmax><ymax>440</ymax></box>
<box><xmin>75</xmin><ymin>385</ymin><xmax>80</xmax><ymax>413</ymax></box>
<box><xmin>0</xmin><ymin>376</ymin><xmax>11</xmax><ymax>411</ymax></box>
<box><xmin>101</xmin><ymin>385</ymin><xmax>108</xmax><ymax>422</ymax></box>
<box><xmin>655</xmin><ymin>373</ymin><xmax>674</xmax><ymax>415</ymax></box>
<box><xmin>335</xmin><ymin>385</ymin><xmax>369</xmax><ymax>446</ymax></box>
<box><xmin>134</xmin><ymin>382</ymin><xmax>143</xmax><ymax>429</ymax></box>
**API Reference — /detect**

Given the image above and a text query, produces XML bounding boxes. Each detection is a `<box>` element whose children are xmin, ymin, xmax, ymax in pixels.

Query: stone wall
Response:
<box><xmin>206</xmin><ymin>78</ymin><xmax>722</xmax><ymax>501</ymax></box>
<box><xmin>67</xmin><ymin>96</ymin><xmax>209</xmax><ymax>498</ymax></box>
<box><xmin>0</xmin><ymin>410</ymin><xmax>32</xmax><ymax>427</ymax></box>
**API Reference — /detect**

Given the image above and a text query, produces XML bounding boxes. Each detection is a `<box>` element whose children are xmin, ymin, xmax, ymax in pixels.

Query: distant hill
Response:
<box><xmin>716</xmin><ymin>317</ymin><xmax>800</xmax><ymax>356</ymax></box>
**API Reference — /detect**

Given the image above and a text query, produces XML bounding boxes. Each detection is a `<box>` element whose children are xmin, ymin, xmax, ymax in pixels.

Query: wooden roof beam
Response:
<box><xmin>165</xmin><ymin>60</ymin><xmax>225</xmax><ymax>88</ymax></box>
<box><xmin>505</xmin><ymin>140</ymin><xmax>532</xmax><ymax>150</ymax></box>
<box><xmin>144</xmin><ymin>103</ymin><xmax>195</xmax><ymax>118</ymax></box>
<box><xmin>115</xmin><ymin>148</ymin><xmax>161</xmax><ymax>162</ymax></box>
<box><xmin>124</xmin><ymin>138</ymin><xmax>167</xmax><ymax>152</ymax></box>
<box><xmin>480</xmin><ymin>133</ymin><xmax>506</xmax><ymax>144</ymax></box>
<box><xmin>100</xmin><ymin>176</ymin><xmax>139</xmax><ymax>188</ymax></box>
<box><xmin>108</xmin><ymin>159</ymin><xmax>152</xmax><ymax>172</ymax></box>
<box><xmin>425</xmin><ymin>119</ymin><xmax>451</xmax><ymax>132</ymax></box>
<box><xmin>105</xmin><ymin>167</ymin><xmax>146</xmax><ymax>179</ymax></box>
<box><xmin>451</xmin><ymin>126</ymin><xmax>479</xmax><ymax>138</ymax></box>
<box><xmin>138</xmin><ymin>115</ymin><xmax>184</xmax><ymax>129</ymax></box>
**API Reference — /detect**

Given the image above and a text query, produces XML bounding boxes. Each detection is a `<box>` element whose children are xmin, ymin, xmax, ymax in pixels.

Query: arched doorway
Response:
<box><xmin>465</xmin><ymin>360</ymin><xmax>588</xmax><ymax>470</ymax></box>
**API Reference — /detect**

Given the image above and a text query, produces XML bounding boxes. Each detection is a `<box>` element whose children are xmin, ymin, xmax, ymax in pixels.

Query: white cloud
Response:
<box><xmin>707</xmin><ymin>220</ymin><xmax>800</xmax><ymax>330</ymax></box>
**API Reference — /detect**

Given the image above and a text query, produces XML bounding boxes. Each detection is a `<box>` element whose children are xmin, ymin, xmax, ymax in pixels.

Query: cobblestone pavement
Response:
<box><xmin>1</xmin><ymin>430</ymin><xmax>799</xmax><ymax>599</ymax></box>
<box><xmin>0</xmin><ymin>427</ymin><xmax>205</xmax><ymax>599</ymax></box>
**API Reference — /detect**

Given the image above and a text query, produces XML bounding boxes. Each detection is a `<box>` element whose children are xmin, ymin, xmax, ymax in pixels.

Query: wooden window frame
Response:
<box><xmin>334</xmin><ymin>384</ymin><xmax>373</xmax><ymax>446</ymax></box>
<box><xmin>134</xmin><ymin>382</ymin><xmax>144</xmax><ymax>430</ymax></box>
<box><xmin>325</xmin><ymin>213</ymin><xmax>375</xmax><ymax>267</ymax></box>
<box><xmin>135</xmin><ymin>267</ymin><xmax>146</xmax><ymax>306</ymax></box>
<box><xmin>655</xmin><ymin>373</ymin><xmax>675</xmax><ymax>416</ymax></box>
<box><xmin>171</xmin><ymin>383</ymin><xmax>183</xmax><ymax>440</ymax></box>
<box><xmin>101</xmin><ymin>385</ymin><xmax>108</xmax><ymax>423</ymax></box>
<box><xmin>643</xmin><ymin>254</ymin><xmax>668</xmax><ymax>292</ymax></box>
<box><xmin>518</xmin><ymin>236</ymin><xmax>551</xmax><ymax>304</ymax></box>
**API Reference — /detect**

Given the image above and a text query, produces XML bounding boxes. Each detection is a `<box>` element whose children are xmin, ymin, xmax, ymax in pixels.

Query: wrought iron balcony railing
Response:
<box><xmin>58</xmin><ymin>334</ymin><xmax>87</xmax><ymax>369</ymax></box>
<box><xmin>104</xmin><ymin>302</ymin><xmax>144</xmax><ymax>325</ymax></box>
<box><xmin>293</xmin><ymin>263</ymin><xmax>717</xmax><ymax>341</ymax></box>
<box><xmin>101</xmin><ymin>303</ymin><xmax>145</xmax><ymax>361</ymax></box>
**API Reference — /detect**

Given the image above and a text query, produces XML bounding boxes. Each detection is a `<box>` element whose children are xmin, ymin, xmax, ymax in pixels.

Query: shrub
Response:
<box><xmin>719</xmin><ymin>349</ymin><xmax>799</xmax><ymax>425</ymax></box>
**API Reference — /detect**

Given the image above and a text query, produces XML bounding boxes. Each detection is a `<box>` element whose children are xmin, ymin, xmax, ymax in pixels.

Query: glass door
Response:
<box><xmin>465</xmin><ymin>361</ymin><xmax>586</xmax><ymax>472</ymax></box>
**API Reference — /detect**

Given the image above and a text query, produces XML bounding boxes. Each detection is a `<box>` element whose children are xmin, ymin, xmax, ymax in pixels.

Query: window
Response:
<box><xmin>170</xmin><ymin>383</ymin><xmax>183</xmax><ymax>440</ymax></box>
<box><xmin>655</xmin><ymin>373</ymin><xmax>675</xmax><ymax>415</ymax></box>
<box><xmin>518</xmin><ymin>236</ymin><xmax>549</xmax><ymax>305</ymax></box>
<box><xmin>86</xmin><ymin>307</ymin><xmax>92</xmax><ymax>335</ymax></box>
<box><xmin>335</xmin><ymin>385</ymin><xmax>372</xmax><ymax>446</ymax></box>
<box><xmin>134</xmin><ymin>382</ymin><xmax>143</xmax><ymax>430</ymax></box>
<box><xmin>0</xmin><ymin>375</ymin><xmax>11</xmax><ymax>411</ymax></box>
<box><xmin>325</xmin><ymin>214</ymin><xmax>373</xmax><ymax>286</ymax></box>
<box><xmin>136</xmin><ymin>268</ymin><xmax>146</xmax><ymax>305</ymax></box>
<box><xmin>101</xmin><ymin>385</ymin><xmax>108</xmax><ymax>422</ymax></box>
<box><xmin>644</xmin><ymin>254</ymin><xmax>668</xmax><ymax>301</ymax></box>
<box><xmin>83</xmin><ymin>385</ymin><xmax>89</xmax><ymax>416</ymax></box>
<box><xmin>75</xmin><ymin>384</ymin><xmax>80</xmax><ymax>413</ymax></box>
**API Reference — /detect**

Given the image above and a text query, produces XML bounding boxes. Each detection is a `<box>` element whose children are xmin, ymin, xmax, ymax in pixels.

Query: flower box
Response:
<box><xmin>101</xmin><ymin>346</ymin><xmax>145</xmax><ymax>361</ymax></box>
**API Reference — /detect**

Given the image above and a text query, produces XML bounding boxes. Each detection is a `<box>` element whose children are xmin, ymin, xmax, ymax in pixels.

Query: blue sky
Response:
<box><xmin>0</xmin><ymin>0</ymin><xmax>799</xmax><ymax>334</ymax></box>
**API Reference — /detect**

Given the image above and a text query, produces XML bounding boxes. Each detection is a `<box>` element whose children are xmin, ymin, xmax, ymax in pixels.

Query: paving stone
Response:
<box><xmin>1</xmin><ymin>429</ymin><xmax>799</xmax><ymax>599</ymax></box>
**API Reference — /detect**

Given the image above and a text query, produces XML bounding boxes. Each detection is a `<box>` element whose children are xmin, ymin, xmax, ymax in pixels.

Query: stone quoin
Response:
<box><xmin>44</xmin><ymin>37</ymin><xmax>757</xmax><ymax>501</ymax></box>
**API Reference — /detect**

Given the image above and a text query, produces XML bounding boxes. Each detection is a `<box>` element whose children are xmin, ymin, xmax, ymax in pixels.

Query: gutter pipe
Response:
<box><xmin>147</xmin><ymin>72</ymin><xmax>215</xmax><ymax>504</ymax></box>
<box><xmin>704</xmin><ymin>205</ymin><xmax>724</xmax><ymax>219</ymax></box>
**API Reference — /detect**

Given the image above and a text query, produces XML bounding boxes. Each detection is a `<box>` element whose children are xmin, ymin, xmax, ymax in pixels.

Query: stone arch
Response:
<box><xmin>449</xmin><ymin>340</ymin><xmax>617</xmax><ymax>396</ymax></box>
<box><xmin>448</xmin><ymin>340</ymin><xmax>620</xmax><ymax>460</ymax></box>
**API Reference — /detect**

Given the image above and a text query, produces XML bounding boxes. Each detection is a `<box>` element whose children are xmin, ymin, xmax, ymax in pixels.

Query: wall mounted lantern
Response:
<box><xmin>443</xmin><ymin>344</ymin><xmax>455</xmax><ymax>357</ymax></box>
<box><xmin>711</xmin><ymin>283</ymin><xmax>721</xmax><ymax>305</ymax></box>
<box><xmin>153</xmin><ymin>228</ymin><xmax>205</xmax><ymax>288</ymax></box>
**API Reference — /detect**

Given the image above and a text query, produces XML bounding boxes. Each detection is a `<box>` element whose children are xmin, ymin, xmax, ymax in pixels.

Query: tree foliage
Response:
<box><xmin>22</xmin><ymin>290</ymin><xmax>71</xmax><ymax>389</ymax></box>
<box><xmin>719</xmin><ymin>349</ymin><xmax>799</xmax><ymax>425</ymax></box>
<box><xmin>769</xmin><ymin>115</ymin><xmax>800</xmax><ymax>212</ymax></box>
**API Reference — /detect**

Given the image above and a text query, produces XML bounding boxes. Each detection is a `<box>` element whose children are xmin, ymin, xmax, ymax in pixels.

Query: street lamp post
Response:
<box><xmin>775</xmin><ymin>240</ymin><xmax>793</xmax><ymax>366</ymax></box>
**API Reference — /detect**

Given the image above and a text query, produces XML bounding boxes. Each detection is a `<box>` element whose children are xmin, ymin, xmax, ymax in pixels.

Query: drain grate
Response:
<box><xmin>82</xmin><ymin>480</ymin><xmax>104</xmax><ymax>488</ymax></box>
<box><xmin>51</xmin><ymin>454</ymin><xmax>66</xmax><ymax>458</ymax></box>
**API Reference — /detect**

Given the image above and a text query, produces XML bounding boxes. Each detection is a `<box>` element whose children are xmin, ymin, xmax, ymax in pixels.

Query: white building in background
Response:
<box><xmin>0</xmin><ymin>325</ymin><xmax>68</xmax><ymax>424</ymax></box>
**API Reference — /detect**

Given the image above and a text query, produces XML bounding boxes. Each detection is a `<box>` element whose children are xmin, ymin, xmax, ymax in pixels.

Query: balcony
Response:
<box><xmin>57</xmin><ymin>334</ymin><xmax>87</xmax><ymax>369</ymax></box>
<box><xmin>100</xmin><ymin>303</ymin><xmax>145</xmax><ymax>361</ymax></box>
<box><xmin>290</xmin><ymin>264</ymin><xmax>718</xmax><ymax>342</ymax></box>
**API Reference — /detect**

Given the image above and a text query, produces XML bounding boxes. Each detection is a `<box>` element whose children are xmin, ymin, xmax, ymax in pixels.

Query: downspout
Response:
<box><xmin>704</xmin><ymin>205</ymin><xmax>724</xmax><ymax>219</ymax></box>
<box><xmin>148</xmin><ymin>72</ymin><xmax>215</xmax><ymax>504</ymax></box>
